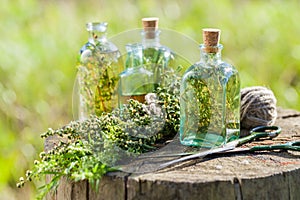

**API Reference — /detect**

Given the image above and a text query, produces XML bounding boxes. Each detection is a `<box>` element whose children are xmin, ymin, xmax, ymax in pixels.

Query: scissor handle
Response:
<box><xmin>237</xmin><ymin>126</ymin><xmax>281</xmax><ymax>146</ymax></box>
<box><xmin>250</xmin><ymin>126</ymin><xmax>281</xmax><ymax>138</ymax></box>
<box><xmin>250</xmin><ymin>141</ymin><xmax>300</xmax><ymax>151</ymax></box>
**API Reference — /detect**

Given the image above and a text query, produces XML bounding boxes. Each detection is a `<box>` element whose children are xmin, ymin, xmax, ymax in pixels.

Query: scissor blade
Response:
<box><xmin>217</xmin><ymin>147</ymin><xmax>252</xmax><ymax>153</ymax></box>
<box><xmin>158</xmin><ymin>140</ymin><xmax>239</xmax><ymax>170</ymax></box>
<box><xmin>138</xmin><ymin>152</ymin><xmax>194</xmax><ymax>158</ymax></box>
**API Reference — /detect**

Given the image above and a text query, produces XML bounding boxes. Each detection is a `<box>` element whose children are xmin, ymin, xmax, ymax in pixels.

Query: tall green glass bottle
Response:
<box><xmin>180</xmin><ymin>28</ymin><xmax>240</xmax><ymax>148</ymax></box>
<box><xmin>140</xmin><ymin>17</ymin><xmax>172</xmax><ymax>89</ymax></box>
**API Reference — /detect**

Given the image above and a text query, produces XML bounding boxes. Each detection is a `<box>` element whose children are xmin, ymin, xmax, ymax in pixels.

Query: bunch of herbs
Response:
<box><xmin>17</xmin><ymin>68</ymin><xmax>182</xmax><ymax>199</ymax></box>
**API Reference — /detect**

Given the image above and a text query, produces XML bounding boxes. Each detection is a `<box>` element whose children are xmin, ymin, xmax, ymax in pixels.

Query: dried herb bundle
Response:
<box><xmin>17</xmin><ymin>68</ymin><xmax>182</xmax><ymax>199</ymax></box>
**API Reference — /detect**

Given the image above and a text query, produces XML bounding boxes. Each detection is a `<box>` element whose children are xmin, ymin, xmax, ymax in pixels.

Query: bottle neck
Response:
<box><xmin>88</xmin><ymin>31</ymin><xmax>107</xmax><ymax>45</ymax></box>
<box><xmin>199</xmin><ymin>44</ymin><xmax>223</xmax><ymax>64</ymax></box>
<box><xmin>125</xmin><ymin>44</ymin><xmax>143</xmax><ymax>68</ymax></box>
<box><xmin>86</xmin><ymin>22</ymin><xmax>108</xmax><ymax>45</ymax></box>
<box><xmin>141</xmin><ymin>29</ymin><xmax>161</xmax><ymax>48</ymax></box>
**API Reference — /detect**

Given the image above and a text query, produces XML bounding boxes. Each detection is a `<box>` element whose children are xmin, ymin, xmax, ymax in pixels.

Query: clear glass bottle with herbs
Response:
<box><xmin>118</xmin><ymin>43</ymin><xmax>154</xmax><ymax>106</ymax></box>
<box><xmin>76</xmin><ymin>22</ymin><xmax>122</xmax><ymax>120</ymax></box>
<box><xmin>180</xmin><ymin>28</ymin><xmax>240</xmax><ymax>148</ymax></box>
<box><xmin>140</xmin><ymin>17</ymin><xmax>173</xmax><ymax>89</ymax></box>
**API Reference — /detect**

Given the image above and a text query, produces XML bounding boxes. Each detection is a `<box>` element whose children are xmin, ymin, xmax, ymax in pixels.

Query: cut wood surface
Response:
<box><xmin>46</xmin><ymin>107</ymin><xmax>300</xmax><ymax>200</ymax></box>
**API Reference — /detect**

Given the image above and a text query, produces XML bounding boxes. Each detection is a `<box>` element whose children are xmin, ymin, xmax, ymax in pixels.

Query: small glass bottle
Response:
<box><xmin>180</xmin><ymin>28</ymin><xmax>240</xmax><ymax>148</ymax></box>
<box><xmin>140</xmin><ymin>17</ymin><xmax>172</xmax><ymax>89</ymax></box>
<box><xmin>76</xmin><ymin>22</ymin><xmax>122</xmax><ymax>120</ymax></box>
<box><xmin>118</xmin><ymin>43</ymin><xmax>154</xmax><ymax>106</ymax></box>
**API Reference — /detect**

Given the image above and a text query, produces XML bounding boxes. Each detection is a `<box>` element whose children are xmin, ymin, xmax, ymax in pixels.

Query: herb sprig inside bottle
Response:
<box><xmin>180</xmin><ymin>28</ymin><xmax>240</xmax><ymax>148</ymax></box>
<box><xmin>76</xmin><ymin>22</ymin><xmax>123</xmax><ymax>120</ymax></box>
<box><xmin>140</xmin><ymin>17</ymin><xmax>173</xmax><ymax>89</ymax></box>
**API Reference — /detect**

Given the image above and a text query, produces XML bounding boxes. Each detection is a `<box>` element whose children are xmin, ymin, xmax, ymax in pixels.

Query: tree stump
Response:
<box><xmin>46</xmin><ymin>108</ymin><xmax>300</xmax><ymax>200</ymax></box>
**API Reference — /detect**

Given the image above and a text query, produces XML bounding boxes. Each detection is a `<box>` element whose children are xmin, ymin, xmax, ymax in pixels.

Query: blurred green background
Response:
<box><xmin>1</xmin><ymin>0</ymin><xmax>300</xmax><ymax>199</ymax></box>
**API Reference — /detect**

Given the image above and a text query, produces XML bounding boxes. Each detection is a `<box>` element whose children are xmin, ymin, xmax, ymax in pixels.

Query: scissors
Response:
<box><xmin>158</xmin><ymin>125</ymin><xmax>300</xmax><ymax>170</ymax></box>
<box><xmin>140</xmin><ymin>126</ymin><xmax>282</xmax><ymax>158</ymax></box>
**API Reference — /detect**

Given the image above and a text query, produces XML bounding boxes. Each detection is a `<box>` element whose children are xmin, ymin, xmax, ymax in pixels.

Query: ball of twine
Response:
<box><xmin>240</xmin><ymin>86</ymin><xmax>277</xmax><ymax>129</ymax></box>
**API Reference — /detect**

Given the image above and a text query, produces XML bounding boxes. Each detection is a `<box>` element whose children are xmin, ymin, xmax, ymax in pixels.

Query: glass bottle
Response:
<box><xmin>76</xmin><ymin>22</ymin><xmax>122</xmax><ymax>120</ymax></box>
<box><xmin>118</xmin><ymin>43</ymin><xmax>154</xmax><ymax>106</ymax></box>
<box><xmin>140</xmin><ymin>17</ymin><xmax>172</xmax><ymax>89</ymax></box>
<box><xmin>180</xmin><ymin>28</ymin><xmax>240</xmax><ymax>148</ymax></box>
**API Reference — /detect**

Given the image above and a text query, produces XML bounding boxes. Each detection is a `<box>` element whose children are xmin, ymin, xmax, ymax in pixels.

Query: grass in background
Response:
<box><xmin>1</xmin><ymin>0</ymin><xmax>300</xmax><ymax>199</ymax></box>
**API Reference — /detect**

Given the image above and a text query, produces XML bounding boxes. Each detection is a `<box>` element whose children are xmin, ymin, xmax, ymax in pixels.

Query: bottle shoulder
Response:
<box><xmin>217</xmin><ymin>61</ymin><xmax>237</xmax><ymax>69</ymax></box>
<box><xmin>120</xmin><ymin>66</ymin><xmax>153</xmax><ymax>77</ymax></box>
<box><xmin>182</xmin><ymin>61</ymin><xmax>239</xmax><ymax>80</ymax></box>
<box><xmin>217</xmin><ymin>62</ymin><xmax>239</xmax><ymax>77</ymax></box>
<box><xmin>186</xmin><ymin>60</ymin><xmax>238</xmax><ymax>72</ymax></box>
<box><xmin>96</xmin><ymin>41</ymin><xmax>119</xmax><ymax>53</ymax></box>
<box><xmin>80</xmin><ymin>41</ymin><xmax>120</xmax><ymax>54</ymax></box>
<box><xmin>143</xmin><ymin>45</ymin><xmax>172</xmax><ymax>54</ymax></box>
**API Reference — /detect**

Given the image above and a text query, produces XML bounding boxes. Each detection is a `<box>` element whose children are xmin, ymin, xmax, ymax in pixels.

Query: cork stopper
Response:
<box><xmin>142</xmin><ymin>17</ymin><xmax>159</xmax><ymax>39</ymax></box>
<box><xmin>202</xmin><ymin>28</ymin><xmax>221</xmax><ymax>53</ymax></box>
